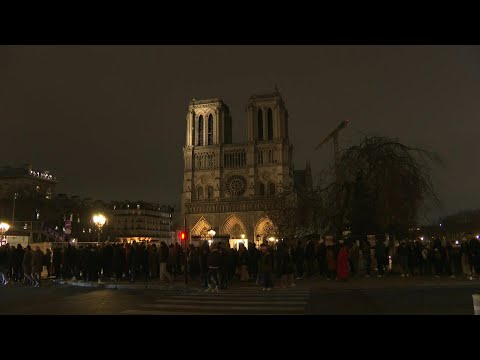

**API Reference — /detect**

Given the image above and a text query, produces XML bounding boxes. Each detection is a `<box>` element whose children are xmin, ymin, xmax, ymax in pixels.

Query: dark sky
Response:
<box><xmin>1</xmin><ymin>45</ymin><xmax>479</xmax><ymax>222</ymax></box>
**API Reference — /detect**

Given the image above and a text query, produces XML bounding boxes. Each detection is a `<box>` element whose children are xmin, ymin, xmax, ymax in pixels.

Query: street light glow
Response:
<box><xmin>92</xmin><ymin>214</ymin><xmax>107</xmax><ymax>228</ymax></box>
<box><xmin>0</xmin><ymin>222</ymin><xmax>10</xmax><ymax>245</ymax></box>
<box><xmin>0</xmin><ymin>222</ymin><xmax>10</xmax><ymax>233</ymax></box>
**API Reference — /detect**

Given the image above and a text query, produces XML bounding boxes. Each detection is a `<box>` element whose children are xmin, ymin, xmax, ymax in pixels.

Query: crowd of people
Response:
<box><xmin>1</xmin><ymin>233</ymin><xmax>480</xmax><ymax>290</ymax></box>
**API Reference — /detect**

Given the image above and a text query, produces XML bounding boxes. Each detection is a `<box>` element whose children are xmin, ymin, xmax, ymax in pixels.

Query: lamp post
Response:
<box><xmin>0</xmin><ymin>222</ymin><xmax>10</xmax><ymax>245</ymax></box>
<box><xmin>12</xmin><ymin>193</ymin><xmax>18</xmax><ymax>228</ymax></box>
<box><xmin>92</xmin><ymin>214</ymin><xmax>107</xmax><ymax>242</ymax></box>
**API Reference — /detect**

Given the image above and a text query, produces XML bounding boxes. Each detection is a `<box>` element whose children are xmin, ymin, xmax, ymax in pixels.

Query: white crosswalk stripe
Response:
<box><xmin>120</xmin><ymin>285</ymin><xmax>310</xmax><ymax>315</ymax></box>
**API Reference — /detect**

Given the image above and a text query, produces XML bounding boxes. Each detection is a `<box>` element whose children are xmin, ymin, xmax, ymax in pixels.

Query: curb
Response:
<box><xmin>55</xmin><ymin>280</ymin><xmax>200</xmax><ymax>292</ymax></box>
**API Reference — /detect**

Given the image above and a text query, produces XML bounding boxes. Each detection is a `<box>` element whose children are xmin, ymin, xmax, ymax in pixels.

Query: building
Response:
<box><xmin>181</xmin><ymin>88</ymin><xmax>311</xmax><ymax>248</ymax></box>
<box><xmin>109</xmin><ymin>201</ymin><xmax>175</xmax><ymax>243</ymax></box>
<box><xmin>0</xmin><ymin>164</ymin><xmax>57</xmax><ymax>200</ymax></box>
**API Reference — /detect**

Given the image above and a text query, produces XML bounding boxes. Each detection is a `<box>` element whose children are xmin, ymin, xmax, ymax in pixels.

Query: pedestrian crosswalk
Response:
<box><xmin>120</xmin><ymin>285</ymin><xmax>310</xmax><ymax>315</ymax></box>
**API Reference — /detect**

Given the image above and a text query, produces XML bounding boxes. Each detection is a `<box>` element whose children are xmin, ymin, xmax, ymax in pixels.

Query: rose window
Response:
<box><xmin>226</xmin><ymin>175</ymin><xmax>247</xmax><ymax>197</ymax></box>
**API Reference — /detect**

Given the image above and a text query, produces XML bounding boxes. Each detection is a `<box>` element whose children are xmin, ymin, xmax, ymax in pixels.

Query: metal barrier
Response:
<box><xmin>473</xmin><ymin>294</ymin><xmax>480</xmax><ymax>315</ymax></box>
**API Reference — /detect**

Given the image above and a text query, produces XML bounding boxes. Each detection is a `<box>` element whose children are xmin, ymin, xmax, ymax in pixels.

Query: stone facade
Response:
<box><xmin>109</xmin><ymin>201</ymin><xmax>175</xmax><ymax>243</ymax></box>
<box><xmin>181</xmin><ymin>89</ymin><xmax>306</xmax><ymax>246</ymax></box>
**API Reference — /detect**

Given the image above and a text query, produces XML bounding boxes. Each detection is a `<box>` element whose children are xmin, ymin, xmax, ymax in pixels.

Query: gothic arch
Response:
<box><xmin>221</xmin><ymin>214</ymin><xmax>247</xmax><ymax>238</ymax></box>
<box><xmin>267</xmin><ymin>108</ymin><xmax>273</xmax><ymax>140</ymax></box>
<box><xmin>191</xmin><ymin>216</ymin><xmax>213</xmax><ymax>237</ymax></box>
<box><xmin>257</xmin><ymin>108</ymin><xmax>264</xmax><ymax>140</ymax></box>
<box><xmin>207</xmin><ymin>114</ymin><xmax>214</xmax><ymax>145</ymax></box>
<box><xmin>255</xmin><ymin>217</ymin><xmax>277</xmax><ymax>240</ymax></box>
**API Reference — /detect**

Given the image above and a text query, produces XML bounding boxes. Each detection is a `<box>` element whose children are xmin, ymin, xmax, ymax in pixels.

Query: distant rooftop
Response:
<box><xmin>0</xmin><ymin>164</ymin><xmax>57</xmax><ymax>182</ymax></box>
<box><xmin>111</xmin><ymin>201</ymin><xmax>174</xmax><ymax>212</ymax></box>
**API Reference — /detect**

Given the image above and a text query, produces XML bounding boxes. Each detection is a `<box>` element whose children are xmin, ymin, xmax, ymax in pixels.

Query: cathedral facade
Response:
<box><xmin>180</xmin><ymin>89</ymin><xmax>309</xmax><ymax>247</ymax></box>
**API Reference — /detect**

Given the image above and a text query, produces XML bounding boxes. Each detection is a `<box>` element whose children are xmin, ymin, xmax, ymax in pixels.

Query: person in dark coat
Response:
<box><xmin>375</xmin><ymin>240</ymin><xmax>386</xmax><ymax>277</ymax></box>
<box><xmin>148</xmin><ymin>244</ymin><xmax>158</xmax><ymax>279</ymax></box>
<box><xmin>0</xmin><ymin>246</ymin><xmax>8</xmax><ymax>285</ymax></box>
<box><xmin>248</xmin><ymin>242</ymin><xmax>258</xmax><ymax>282</ymax></box>
<box><xmin>326</xmin><ymin>245</ymin><xmax>336</xmax><ymax>280</ymax></box>
<box><xmin>112</xmin><ymin>244</ymin><xmax>122</xmax><ymax>280</ymax></box>
<box><xmin>199</xmin><ymin>241</ymin><xmax>210</xmax><ymax>287</ymax></box>
<box><xmin>237</xmin><ymin>243</ymin><xmax>249</xmax><ymax>281</ymax></box>
<box><xmin>87</xmin><ymin>246</ymin><xmax>98</xmax><ymax>282</ymax></box>
<box><xmin>206</xmin><ymin>243</ymin><xmax>223</xmax><ymax>292</ymax></box>
<box><xmin>52</xmin><ymin>247</ymin><xmax>61</xmax><ymax>279</ymax></box>
<box><xmin>295</xmin><ymin>241</ymin><xmax>305</xmax><ymax>279</ymax></box>
<box><xmin>103</xmin><ymin>243</ymin><xmax>113</xmax><ymax>279</ymax></box>
<box><xmin>305</xmin><ymin>240</ymin><xmax>316</xmax><ymax>277</ymax></box>
<box><xmin>14</xmin><ymin>244</ymin><xmax>24</xmax><ymax>282</ymax></box>
<box><xmin>398</xmin><ymin>240</ymin><xmax>410</xmax><ymax>277</ymax></box>
<box><xmin>44</xmin><ymin>248</ymin><xmax>52</xmax><ymax>278</ymax></box>
<box><xmin>32</xmin><ymin>246</ymin><xmax>44</xmax><ymax>287</ymax></box>
<box><xmin>361</xmin><ymin>239</ymin><xmax>371</xmax><ymax>277</ymax></box>
<box><xmin>260</xmin><ymin>244</ymin><xmax>273</xmax><ymax>290</ymax></box>
<box><xmin>317</xmin><ymin>239</ymin><xmax>327</xmax><ymax>277</ymax></box>
<box><xmin>159</xmin><ymin>242</ymin><xmax>172</xmax><ymax>282</ymax></box>
<box><xmin>432</xmin><ymin>237</ymin><xmax>443</xmax><ymax>277</ymax></box>
<box><xmin>22</xmin><ymin>245</ymin><xmax>34</xmax><ymax>285</ymax></box>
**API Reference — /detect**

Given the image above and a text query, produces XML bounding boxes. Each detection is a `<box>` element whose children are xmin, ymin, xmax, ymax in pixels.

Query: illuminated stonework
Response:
<box><xmin>181</xmin><ymin>89</ymin><xmax>310</xmax><ymax>245</ymax></box>
<box><xmin>226</xmin><ymin>175</ymin><xmax>247</xmax><ymax>197</ymax></box>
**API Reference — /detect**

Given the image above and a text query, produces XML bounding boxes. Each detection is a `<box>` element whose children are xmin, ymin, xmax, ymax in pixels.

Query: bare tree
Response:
<box><xmin>318</xmin><ymin>135</ymin><xmax>443</xmax><ymax>238</ymax></box>
<box><xmin>266</xmin><ymin>188</ymin><xmax>324</xmax><ymax>243</ymax></box>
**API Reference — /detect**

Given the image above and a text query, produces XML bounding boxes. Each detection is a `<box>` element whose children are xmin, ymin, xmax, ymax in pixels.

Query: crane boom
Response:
<box><xmin>314</xmin><ymin>119</ymin><xmax>349</xmax><ymax>151</ymax></box>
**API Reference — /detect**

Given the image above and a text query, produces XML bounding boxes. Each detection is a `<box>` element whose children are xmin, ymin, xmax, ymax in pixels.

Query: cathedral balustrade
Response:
<box><xmin>223</xmin><ymin>146</ymin><xmax>247</xmax><ymax>168</ymax></box>
<box><xmin>186</xmin><ymin>196</ymin><xmax>284</xmax><ymax>214</ymax></box>
<box><xmin>255</xmin><ymin>145</ymin><xmax>277</xmax><ymax>165</ymax></box>
<box><xmin>193</xmin><ymin>151</ymin><xmax>217</xmax><ymax>170</ymax></box>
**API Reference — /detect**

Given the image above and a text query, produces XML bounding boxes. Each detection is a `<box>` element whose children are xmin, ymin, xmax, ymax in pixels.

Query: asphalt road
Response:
<box><xmin>0</xmin><ymin>277</ymin><xmax>479</xmax><ymax>315</ymax></box>
<box><xmin>307</xmin><ymin>277</ymin><xmax>480</xmax><ymax>315</ymax></box>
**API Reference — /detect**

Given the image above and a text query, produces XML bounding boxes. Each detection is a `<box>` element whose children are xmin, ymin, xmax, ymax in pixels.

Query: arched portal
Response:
<box><xmin>221</xmin><ymin>214</ymin><xmax>247</xmax><ymax>238</ymax></box>
<box><xmin>191</xmin><ymin>216</ymin><xmax>213</xmax><ymax>238</ymax></box>
<box><xmin>255</xmin><ymin>217</ymin><xmax>277</xmax><ymax>245</ymax></box>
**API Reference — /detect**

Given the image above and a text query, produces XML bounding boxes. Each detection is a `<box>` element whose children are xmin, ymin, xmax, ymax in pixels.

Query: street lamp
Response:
<box><xmin>208</xmin><ymin>228</ymin><xmax>216</xmax><ymax>245</ymax></box>
<box><xmin>92</xmin><ymin>214</ymin><xmax>107</xmax><ymax>242</ymax></box>
<box><xmin>0</xmin><ymin>222</ymin><xmax>10</xmax><ymax>245</ymax></box>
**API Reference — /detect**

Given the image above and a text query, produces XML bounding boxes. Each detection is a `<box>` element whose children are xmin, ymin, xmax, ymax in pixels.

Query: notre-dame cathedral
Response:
<box><xmin>180</xmin><ymin>88</ymin><xmax>311</xmax><ymax>248</ymax></box>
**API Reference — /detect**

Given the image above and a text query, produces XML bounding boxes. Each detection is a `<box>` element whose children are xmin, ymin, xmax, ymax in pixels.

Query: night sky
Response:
<box><xmin>1</xmin><ymin>46</ymin><xmax>479</xmax><ymax>222</ymax></box>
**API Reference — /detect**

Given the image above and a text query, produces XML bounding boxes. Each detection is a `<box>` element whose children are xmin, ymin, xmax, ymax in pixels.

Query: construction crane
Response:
<box><xmin>315</xmin><ymin>119</ymin><xmax>350</xmax><ymax>237</ymax></box>
<box><xmin>315</xmin><ymin>119</ymin><xmax>349</xmax><ymax>178</ymax></box>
